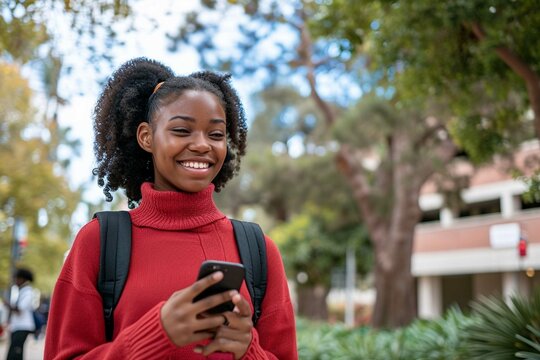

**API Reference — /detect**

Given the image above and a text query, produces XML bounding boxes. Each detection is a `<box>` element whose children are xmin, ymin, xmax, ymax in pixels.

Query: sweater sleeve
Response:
<box><xmin>240</xmin><ymin>237</ymin><xmax>298</xmax><ymax>360</ymax></box>
<box><xmin>44</xmin><ymin>220</ymin><xmax>177</xmax><ymax>360</ymax></box>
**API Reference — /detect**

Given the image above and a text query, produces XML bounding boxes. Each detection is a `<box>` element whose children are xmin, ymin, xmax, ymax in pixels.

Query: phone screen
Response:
<box><xmin>193</xmin><ymin>260</ymin><xmax>245</xmax><ymax>314</ymax></box>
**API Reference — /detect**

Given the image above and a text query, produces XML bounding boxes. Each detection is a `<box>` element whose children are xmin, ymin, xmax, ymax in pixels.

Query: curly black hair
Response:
<box><xmin>93</xmin><ymin>57</ymin><xmax>248</xmax><ymax>208</ymax></box>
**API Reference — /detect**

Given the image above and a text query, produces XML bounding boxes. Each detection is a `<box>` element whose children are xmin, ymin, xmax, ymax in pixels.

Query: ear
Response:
<box><xmin>137</xmin><ymin>122</ymin><xmax>153</xmax><ymax>153</ymax></box>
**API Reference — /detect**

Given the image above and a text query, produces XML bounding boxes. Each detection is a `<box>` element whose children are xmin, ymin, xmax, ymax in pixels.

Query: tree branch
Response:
<box><xmin>413</xmin><ymin>123</ymin><xmax>445</xmax><ymax>151</ymax></box>
<box><xmin>470</xmin><ymin>22</ymin><xmax>540</xmax><ymax>138</ymax></box>
<box><xmin>470</xmin><ymin>22</ymin><xmax>538</xmax><ymax>82</ymax></box>
<box><xmin>297</xmin><ymin>18</ymin><xmax>337</xmax><ymax>125</ymax></box>
<box><xmin>336</xmin><ymin>145</ymin><xmax>390</xmax><ymax>244</ymax></box>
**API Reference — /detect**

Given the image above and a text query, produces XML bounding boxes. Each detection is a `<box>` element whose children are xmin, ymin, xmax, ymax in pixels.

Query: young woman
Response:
<box><xmin>44</xmin><ymin>58</ymin><xmax>297</xmax><ymax>359</ymax></box>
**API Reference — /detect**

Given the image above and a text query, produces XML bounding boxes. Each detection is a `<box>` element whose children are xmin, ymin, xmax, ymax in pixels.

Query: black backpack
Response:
<box><xmin>94</xmin><ymin>211</ymin><xmax>267</xmax><ymax>341</ymax></box>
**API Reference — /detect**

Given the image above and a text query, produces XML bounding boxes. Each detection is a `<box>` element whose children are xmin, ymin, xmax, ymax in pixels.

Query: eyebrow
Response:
<box><xmin>168</xmin><ymin>115</ymin><xmax>226</xmax><ymax>124</ymax></box>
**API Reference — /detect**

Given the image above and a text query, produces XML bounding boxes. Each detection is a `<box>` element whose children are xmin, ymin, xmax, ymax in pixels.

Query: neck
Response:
<box><xmin>129</xmin><ymin>182</ymin><xmax>226</xmax><ymax>231</ymax></box>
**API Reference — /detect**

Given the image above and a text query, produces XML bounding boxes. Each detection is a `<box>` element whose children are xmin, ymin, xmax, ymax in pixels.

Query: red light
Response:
<box><xmin>518</xmin><ymin>239</ymin><xmax>527</xmax><ymax>257</ymax></box>
<box><xmin>18</xmin><ymin>235</ymin><xmax>28</xmax><ymax>248</ymax></box>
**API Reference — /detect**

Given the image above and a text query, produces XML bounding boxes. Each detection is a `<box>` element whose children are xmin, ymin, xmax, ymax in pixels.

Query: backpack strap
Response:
<box><xmin>94</xmin><ymin>211</ymin><xmax>132</xmax><ymax>342</ymax></box>
<box><xmin>230</xmin><ymin>219</ymin><xmax>267</xmax><ymax>326</ymax></box>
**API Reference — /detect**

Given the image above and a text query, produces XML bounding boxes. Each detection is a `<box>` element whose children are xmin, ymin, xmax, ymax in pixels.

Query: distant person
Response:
<box><xmin>3</xmin><ymin>268</ymin><xmax>36</xmax><ymax>360</ymax></box>
<box><xmin>44</xmin><ymin>58</ymin><xmax>297</xmax><ymax>359</ymax></box>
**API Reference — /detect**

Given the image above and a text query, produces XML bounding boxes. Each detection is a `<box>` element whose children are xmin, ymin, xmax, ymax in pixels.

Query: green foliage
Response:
<box><xmin>306</xmin><ymin>0</ymin><xmax>374</xmax><ymax>53</ymax></box>
<box><xmin>404</xmin><ymin>307</ymin><xmax>474</xmax><ymax>360</ymax></box>
<box><xmin>296</xmin><ymin>307</ymin><xmax>473</xmax><ymax>359</ymax></box>
<box><xmin>464</xmin><ymin>290</ymin><xmax>540</xmax><ymax>359</ymax></box>
<box><xmin>516</xmin><ymin>325</ymin><xmax>540</xmax><ymax>359</ymax></box>
<box><xmin>297</xmin><ymin>297</ymin><xmax>540</xmax><ymax>359</ymax></box>
<box><xmin>312</xmin><ymin>0</ymin><xmax>538</xmax><ymax>162</ymax></box>
<box><xmin>333</xmin><ymin>96</ymin><xmax>399</xmax><ymax>150</ymax></box>
<box><xmin>517</xmin><ymin>169</ymin><xmax>540</xmax><ymax>205</ymax></box>
<box><xmin>271</xmin><ymin>206</ymin><xmax>370</xmax><ymax>287</ymax></box>
<box><xmin>296</xmin><ymin>318</ymin><xmax>353</xmax><ymax>359</ymax></box>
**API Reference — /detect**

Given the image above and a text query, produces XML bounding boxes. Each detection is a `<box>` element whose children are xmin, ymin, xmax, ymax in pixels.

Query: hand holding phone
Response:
<box><xmin>193</xmin><ymin>260</ymin><xmax>245</xmax><ymax>314</ymax></box>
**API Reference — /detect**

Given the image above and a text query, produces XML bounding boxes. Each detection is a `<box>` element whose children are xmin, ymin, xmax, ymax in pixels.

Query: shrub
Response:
<box><xmin>296</xmin><ymin>308</ymin><xmax>472</xmax><ymax>359</ymax></box>
<box><xmin>404</xmin><ymin>307</ymin><xmax>474</xmax><ymax>360</ymax></box>
<box><xmin>296</xmin><ymin>290</ymin><xmax>540</xmax><ymax>359</ymax></box>
<box><xmin>463</xmin><ymin>289</ymin><xmax>540</xmax><ymax>359</ymax></box>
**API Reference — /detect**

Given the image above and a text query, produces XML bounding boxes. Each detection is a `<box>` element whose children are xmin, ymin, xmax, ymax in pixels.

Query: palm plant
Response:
<box><xmin>516</xmin><ymin>325</ymin><xmax>540</xmax><ymax>360</ymax></box>
<box><xmin>464</xmin><ymin>289</ymin><xmax>540</xmax><ymax>359</ymax></box>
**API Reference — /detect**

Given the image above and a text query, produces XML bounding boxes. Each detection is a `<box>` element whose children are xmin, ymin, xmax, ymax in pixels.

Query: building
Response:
<box><xmin>413</xmin><ymin>140</ymin><xmax>540</xmax><ymax>318</ymax></box>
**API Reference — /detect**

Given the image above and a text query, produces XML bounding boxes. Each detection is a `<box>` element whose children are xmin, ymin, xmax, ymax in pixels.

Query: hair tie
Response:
<box><xmin>152</xmin><ymin>82</ymin><xmax>164</xmax><ymax>94</ymax></box>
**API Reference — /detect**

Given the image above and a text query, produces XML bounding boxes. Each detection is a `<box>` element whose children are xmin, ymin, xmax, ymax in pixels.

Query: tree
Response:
<box><xmin>0</xmin><ymin>62</ymin><xmax>80</xmax><ymax>291</ymax></box>
<box><xmin>335</xmin><ymin>96</ymin><xmax>457</xmax><ymax>327</ymax></box>
<box><xmin>168</xmin><ymin>0</ymin><xmax>460</xmax><ymax>328</ymax></box>
<box><xmin>315</xmin><ymin>0</ymin><xmax>537</xmax><ymax>163</ymax></box>
<box><xmin>0</xmin><ymin>0</ymin><xmax>138</xmax><ymax>291</ymax></box>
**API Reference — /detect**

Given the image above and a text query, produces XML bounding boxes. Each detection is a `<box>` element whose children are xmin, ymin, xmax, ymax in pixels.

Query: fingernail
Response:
<box><xmin>229</xmin><ymin>290</ymin><xmax>238</xmax><ymax>296</ymax></box>
<box><xmin>194</xmin><ymin>346</ymin><xmax>202</xmax><ymax>353</ymax></box>
<box><xmin>212</xmin><ymin>271</ymin><xmax>223</xmax><ymax>280</ymax></box>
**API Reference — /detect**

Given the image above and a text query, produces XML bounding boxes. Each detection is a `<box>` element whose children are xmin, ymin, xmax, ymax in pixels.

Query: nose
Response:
<box><xmin>188</xmin><ymin>132</ymin><xmax>212</xmax><ymax>153</ymax></box>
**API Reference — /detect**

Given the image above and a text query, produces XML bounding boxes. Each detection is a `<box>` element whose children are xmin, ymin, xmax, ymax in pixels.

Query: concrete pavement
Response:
<box><xmin>0</xmin><ymin>336</ymin><xmax>44</xmax><ymax>360</ymax></box>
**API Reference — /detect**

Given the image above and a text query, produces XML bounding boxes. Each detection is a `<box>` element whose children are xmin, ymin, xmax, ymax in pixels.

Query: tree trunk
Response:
<box><xmin>525</xmin><ymin>79</ymin><xmax>540</xmax><ymax>140</ymax></box>
<box><xmin>371</xmin><ymin>226</ymin><xmax>417</xmax><ymax>328</ymax></box>
<box><xmin>296</xmin><ymin>285</ymin><xmax>329</xmax><ymax>320</ymax></box>
<box><xmin>337</xmin><ymin>143</ymin><xmax>437</xmax><ymax>328</ymax></box>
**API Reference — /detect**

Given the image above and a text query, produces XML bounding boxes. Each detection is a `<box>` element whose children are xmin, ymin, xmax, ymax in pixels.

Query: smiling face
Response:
<box><xmin>137</xmin><ymin>90</ymin><xmax>227</xmax><ymax>193</ymax></box>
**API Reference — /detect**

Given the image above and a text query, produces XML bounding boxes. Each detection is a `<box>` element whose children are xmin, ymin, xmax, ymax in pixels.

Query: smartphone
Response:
<box><xmin>193</xmin><ymin>260</ymin><xmax>245</xmax><ymax>314</ymax></box>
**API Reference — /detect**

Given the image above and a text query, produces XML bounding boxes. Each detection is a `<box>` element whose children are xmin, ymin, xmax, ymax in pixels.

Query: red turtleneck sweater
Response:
<box><xmin>44</xmin><ymin>183</ymin><xmax>297</xmax><ymax>359</ymax></box>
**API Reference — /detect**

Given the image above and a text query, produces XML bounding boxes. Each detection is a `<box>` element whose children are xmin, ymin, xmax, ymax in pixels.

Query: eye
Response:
<box><xmin>171</xmin><ymin>128</ymin><xmax>190</xmax><ymax>135</ymax></box>
<box><xmin>209</xmin><ymin>131</ymin><xmax>225</xmax><ymax>140</ymax></box>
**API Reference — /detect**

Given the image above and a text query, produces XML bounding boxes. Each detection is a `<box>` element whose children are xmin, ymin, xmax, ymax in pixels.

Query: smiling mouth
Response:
<box><xmin>179</xmin><ymin>161</ymin><xmax>211</xmax><ymax>169</ymax></box>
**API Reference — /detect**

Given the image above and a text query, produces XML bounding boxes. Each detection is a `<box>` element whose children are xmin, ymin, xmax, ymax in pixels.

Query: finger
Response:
<box><xmin>189</xmin><ymin>330</ymin><xmax>216</xmax><ymax>344</ymax></box>
<box><xmin>192</xmin><ymin>290</ymin><xmax>238</xmax><ymax>314</ymax></box>
<box><xmin>193</xmin><ymin>315</ymin><xmax>227</xmax><ymax>333</ymax></box>
<box><xmin>189</xmin><ymin>271</ymin><xmax>224</xmax><ymax>298</ymax></box>
<box><xmin>196</xmin><ymin>337</ymin><xmax>238</xmax><ymax>357</ymax></box>
<box><xmin>220</xmin><ymin>311</ymin><xmax>253</xmax><ymax>333</ymax></box>
<box><xmin>214</xmin><ymin>325</ymin><xmax>251</xmax><ymax>341</ymax></box>
<box><xmin>231</xmin><ymin>293</ymin><xmax>252</xmax><ymax>317</ymax></box>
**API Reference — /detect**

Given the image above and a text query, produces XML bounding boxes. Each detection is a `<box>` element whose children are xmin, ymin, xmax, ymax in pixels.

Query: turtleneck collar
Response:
<box><xmin>129</xmin><ymin>182</ymin><xmax>226</xmax><ymax>231</ymax></box>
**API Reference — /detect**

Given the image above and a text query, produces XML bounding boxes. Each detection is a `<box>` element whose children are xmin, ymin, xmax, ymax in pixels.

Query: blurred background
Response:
<box><xmin>1</xmin><ymin>0</ymin><xmax>540</xmax><ymax>358</ymax></box>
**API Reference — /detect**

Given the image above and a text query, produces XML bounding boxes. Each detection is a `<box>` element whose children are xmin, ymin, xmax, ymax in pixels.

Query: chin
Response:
<box><xmin>179</xmin><ymin>182</ymin><xmax>212</xmax><ymax>193</ymax></box>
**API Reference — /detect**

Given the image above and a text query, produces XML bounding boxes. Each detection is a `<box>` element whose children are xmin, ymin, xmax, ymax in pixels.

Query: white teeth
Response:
<box><xmin>181</xmin><ymin>161</ymin><xmax>210</xmax><ymax>169</ymax></box>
